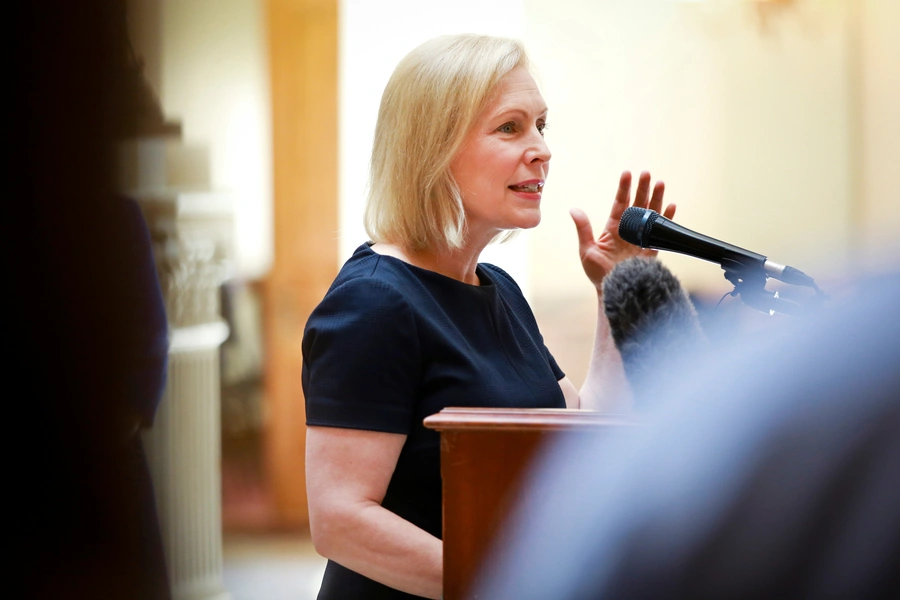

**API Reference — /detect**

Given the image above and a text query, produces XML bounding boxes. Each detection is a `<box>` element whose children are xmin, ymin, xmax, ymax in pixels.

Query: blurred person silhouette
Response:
<box><xmin>472</xmin><ymin>272</ymin><xmax>900</xmax><ymax>599</ymax></box>
<box><xmin>301</xmin><ymin>33</ymin><xmax>675</xmax><ymax>599</ymax></box>
<box><xmin>7</xmin><ymin>1</ymin><xmax>171</xmax><ymax>598</ymax></box>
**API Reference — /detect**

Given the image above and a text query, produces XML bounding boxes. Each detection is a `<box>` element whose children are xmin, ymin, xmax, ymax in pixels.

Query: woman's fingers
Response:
<box><xmin>583</xmin><ymin>172</ymin><xmax>670</xmax><ymax>249</ymax></box>
<box><xmin>649</xmin><ymin>181</ymin><xmax>666</xmax><ymax>214</ymax></box>
<box><xmin>633</xmin><ymin>171</ymin><xmax>651</xmax><ymax>208</ymax></box>
<box><xmin>569</xmin><ymin>207</ymin><xmax>595</xmax><ymax>251</ymax></box>
<box><xmin>609</xmin><ymin>171</ymin><xmax>633</xmax><ymax>224</ymax></box>
<box><xmin>663</xmin><ymin>202</ymin><xmax>677</xmax><ymax>220</ymax></box>
<box><xmin>613</xmin><ymin>171</ymin><xmax>666</xmax><ymax>217</ymax></box>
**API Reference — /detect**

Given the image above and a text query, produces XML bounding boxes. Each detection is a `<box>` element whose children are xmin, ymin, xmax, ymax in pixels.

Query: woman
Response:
<box><xmin>302</xmin><ymin>33</ymin><xmax>675</xmax><ymax>599</ymax></box>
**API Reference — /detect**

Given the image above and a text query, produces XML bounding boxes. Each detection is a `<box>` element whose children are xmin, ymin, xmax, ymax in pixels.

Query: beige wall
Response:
<box><xmin>523</xmin><ymin>0</ymin><xmax>899</xmax><ymax>386</ymax></box>
<box><xmin>524</xmin><ymin>0</ymin><xmax>859</xmax><ymax>296</ymax></box>
<box><xmin>858</xmin><ymin>0</ymin><xmax>900</xmax><ymax>271</ymax></box>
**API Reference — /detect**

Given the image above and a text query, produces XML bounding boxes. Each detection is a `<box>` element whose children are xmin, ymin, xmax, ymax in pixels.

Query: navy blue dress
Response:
<box><xmin>302</xmin><ymin>242</ymin><xmax>566</xmax><ymax>599</ymax></box>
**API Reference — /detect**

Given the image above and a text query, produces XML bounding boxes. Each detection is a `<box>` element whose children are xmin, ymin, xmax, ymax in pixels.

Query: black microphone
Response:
<box><xmin>603</xmin><ymin>257</ymin><xmax>707</xmax><ymax>408</ymax></box>
<box><xmin>619</xmin><ymin>207</ymin><xmax>816</xmax><ymax>288</ymax></box>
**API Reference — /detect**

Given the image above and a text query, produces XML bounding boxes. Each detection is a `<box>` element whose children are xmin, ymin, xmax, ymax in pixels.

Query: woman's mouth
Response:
<box><xmin>508</xmin><ymin>182</ymin><xmax>544</xmax><ymax>193</ymax></box>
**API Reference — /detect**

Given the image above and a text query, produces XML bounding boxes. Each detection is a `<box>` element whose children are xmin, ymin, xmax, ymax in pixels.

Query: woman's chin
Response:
<box><xmin>518</xmin><ymin>212</ymin><xmax>542</xmax><ymax>230</ymax></box>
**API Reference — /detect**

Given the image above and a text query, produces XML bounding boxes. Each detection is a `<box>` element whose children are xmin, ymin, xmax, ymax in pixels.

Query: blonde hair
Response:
<box><xmin>364</xmin><ymin>34</ymin><xmax>529</xmax><ymax>251</ymax></box>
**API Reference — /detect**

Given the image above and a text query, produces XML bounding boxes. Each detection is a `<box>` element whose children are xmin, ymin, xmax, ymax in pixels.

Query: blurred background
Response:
<box><xmin>104</xmin><ymin>0</ymin><xmax>900</xmax><ymax>597</ymax></box>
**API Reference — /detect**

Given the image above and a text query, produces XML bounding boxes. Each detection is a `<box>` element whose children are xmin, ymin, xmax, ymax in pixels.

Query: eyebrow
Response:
<box><xmin>490</xmin><ymin>106</ymin><xmax>549</xmax><ymax>121</ymax></box>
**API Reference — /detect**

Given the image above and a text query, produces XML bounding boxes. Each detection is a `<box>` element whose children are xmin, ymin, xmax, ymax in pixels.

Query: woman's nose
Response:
<box><xmin>527</xmin><ymin>131</ymin><xmax>551</xmax><ymax>164</ymax></box>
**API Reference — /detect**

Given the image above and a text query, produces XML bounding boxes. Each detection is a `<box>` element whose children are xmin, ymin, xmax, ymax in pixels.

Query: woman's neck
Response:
<box><xmin>371</xmin><ymin>240</ymin><xmax>487</xmax><ymax>286</ymax></box>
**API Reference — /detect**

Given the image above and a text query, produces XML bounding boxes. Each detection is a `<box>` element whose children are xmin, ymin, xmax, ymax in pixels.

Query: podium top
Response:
<box><xmin>423</xmin><ymin>407</ymin><xmax>640</xmax><ymax>432</ymax></box>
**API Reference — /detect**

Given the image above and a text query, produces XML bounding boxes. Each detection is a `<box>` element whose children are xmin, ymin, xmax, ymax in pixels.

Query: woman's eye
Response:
<box><xmin>537</xmin><ymin>121</ymin><xmax>547</xmax><ymax>136</ymax></box>
<box><xmin>497</xmin><ymin>122</ymin><xmax>516</xmax><ymax>134</ymax></box>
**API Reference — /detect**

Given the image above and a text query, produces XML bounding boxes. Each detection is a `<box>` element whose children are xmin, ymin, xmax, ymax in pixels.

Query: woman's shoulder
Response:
<box><xmin>479</xmin><ymin>262</ymin><xmax>523</xmax><ymax>294</ymax></box>
<box><xmin>330</xmin><ymin>243</ymin><xmax>421</xmax><ymax>295</ymax></box>
<box><xmin>309</xmin><ymin>243</ymin><xmax>421</xmax><ymax>320</ymax></box>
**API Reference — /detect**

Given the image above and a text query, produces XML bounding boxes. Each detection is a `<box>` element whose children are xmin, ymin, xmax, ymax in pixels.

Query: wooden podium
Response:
<box><xmin>423</xmin><ymin>407</ymin><xmax>638</xmax><ymax>600</ymax></box>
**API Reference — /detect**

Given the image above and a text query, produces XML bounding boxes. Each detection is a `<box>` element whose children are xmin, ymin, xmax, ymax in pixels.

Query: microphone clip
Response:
<box><xmin>723</xmin><ymin>267</ymin><xmax>825</xmax><ymax>317</ymax></box>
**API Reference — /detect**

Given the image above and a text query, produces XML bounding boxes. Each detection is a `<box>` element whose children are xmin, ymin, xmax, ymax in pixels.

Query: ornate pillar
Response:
<box><xmin>124</xmin><ymin>136</ymin><xmax>234</xmax><ymax>599</ymax></box>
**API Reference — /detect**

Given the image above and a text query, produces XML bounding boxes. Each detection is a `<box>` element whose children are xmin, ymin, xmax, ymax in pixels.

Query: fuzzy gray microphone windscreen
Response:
<box><xmin>602</xmin><ymin>257</ymin><xmax>707</xmax><ymax>407</ymax></box>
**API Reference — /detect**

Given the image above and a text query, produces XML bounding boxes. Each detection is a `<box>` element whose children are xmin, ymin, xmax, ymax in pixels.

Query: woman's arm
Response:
<box><xmin>306</xmin><ymin>425</ymin><xmax>443</xmax><ymax>599</ymax></box>
<box><xmin>557</xmin><ymin>293</ymin><xmax>632</xmax><ymax>412</ymax></box>
<box><xmin>562</xmin><ymin>171</ymin><xmax>676</xmax><ymax>412</ymax></box>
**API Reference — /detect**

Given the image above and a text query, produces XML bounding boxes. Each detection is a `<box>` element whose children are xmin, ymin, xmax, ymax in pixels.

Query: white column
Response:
<box><xmin>138</xmin><ymin>186</ymin><xmax>234</xmax><ymax>600</ymax></box>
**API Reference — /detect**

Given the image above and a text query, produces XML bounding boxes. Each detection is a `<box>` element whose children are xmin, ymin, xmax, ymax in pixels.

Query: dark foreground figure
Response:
<box><xmin>9</xmin><ymin>2</ymin><xmax>171</xmax><ymax>598</ymax></box>
<box><xmin>475</xmin><ymin>273</ymin><xmax>900</xmax><ymax>600</ymax></box>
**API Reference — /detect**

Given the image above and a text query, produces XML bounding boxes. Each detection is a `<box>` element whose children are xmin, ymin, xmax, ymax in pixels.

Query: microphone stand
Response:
<box><xmin>723</xmin><ymin>267</ymin><xmax>825</xmax><ymax>317</ymax></box>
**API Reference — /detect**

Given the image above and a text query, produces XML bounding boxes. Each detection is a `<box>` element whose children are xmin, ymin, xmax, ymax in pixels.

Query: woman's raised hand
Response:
<box><xmin>570</xmin><ymin>171</ymin><xmax>676</xmax><ymax>292</ymax></box>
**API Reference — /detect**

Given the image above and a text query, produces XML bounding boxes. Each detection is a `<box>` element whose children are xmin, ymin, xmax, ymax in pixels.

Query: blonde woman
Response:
<box><xmin>302</xmin><ymin>33</ymin><xmax>675</xmax><ymax>599</ymax></box>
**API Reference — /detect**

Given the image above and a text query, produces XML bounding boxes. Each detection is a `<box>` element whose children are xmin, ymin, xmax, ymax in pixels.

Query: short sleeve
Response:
<box><xmin>302</xmin><ymin>278</ymin><xmax>420</xmax><ymax>434</ymax></box>
<box><xmin>545</xmin><ymin>350</ymin><xmax>565</xmax><ymax>382</ymax></box>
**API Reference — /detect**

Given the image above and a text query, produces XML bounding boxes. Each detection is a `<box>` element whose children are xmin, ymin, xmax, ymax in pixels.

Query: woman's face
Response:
<box><xmin>451</xmin><ymin>66</ymin><xmax>551</xmax><ymax>244</ymax></box>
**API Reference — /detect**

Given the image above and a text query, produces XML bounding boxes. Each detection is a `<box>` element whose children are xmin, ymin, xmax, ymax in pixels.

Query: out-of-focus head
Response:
<box><xmin>365</xmin><ymin>34</ymin><xmax>530</xmax><ymax>251</ymax></box>
<box><xmin>473</xmin><ymin>273</ymin><xmax>900</xmax><ymax>600</ymax></box>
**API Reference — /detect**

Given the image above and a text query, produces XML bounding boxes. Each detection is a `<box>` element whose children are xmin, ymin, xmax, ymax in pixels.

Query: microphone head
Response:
<box><xmin>603</xmin><ymin>257</ymin><xmax>707</xmax><ymax>408</ymax></box>
<box><xmin>618</xmin><ymin>207</ymin><xmax>660</xmax><ymax>248</ymax></box>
